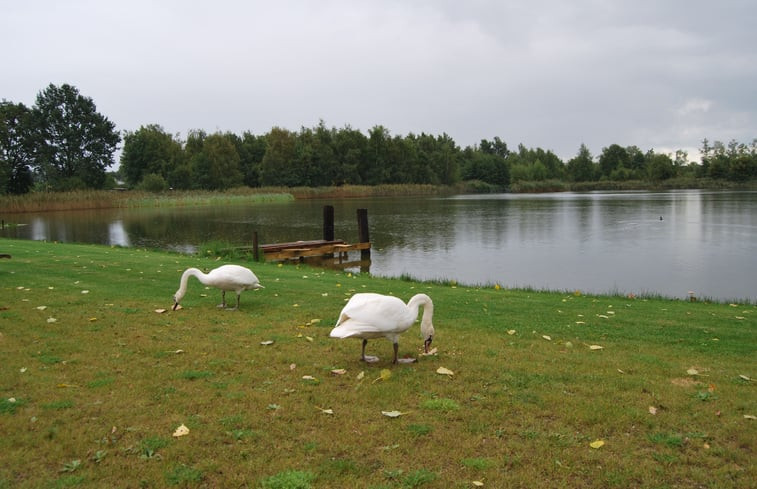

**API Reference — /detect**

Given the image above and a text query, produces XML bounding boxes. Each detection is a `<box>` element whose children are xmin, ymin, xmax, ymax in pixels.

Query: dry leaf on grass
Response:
<box><xmin>744</xmin><ymin>415</ymin><xmax>756</xmax><ymax>420</ymax></box>
<box><xmin>472</xmin><ymin>482</ymin><xmax>484</xmax><ymax>487</ymax></box>
<box><xmin>172</xmin><ymin>424</ymin><xmax>189</xmax><ymax>437</ymax></box>
<box><xmin>687</xmin><ymin>367</ymin><xmax>709</xmax><ymax>376</ymax></box>
<box><xmin>154</xmin><ymin>308</ymin><xmax>167</xmax><ymax>314</ymax></box>
<box><xmin>260</xmin><ymin>340</ymin><xmax>274</xmax><ymax>346</ymax></box>
<box><xmin>436</xmin><ymin>367</ymin><xmax>454</xmax><ymax>376</ymax></box>
<box><xmin>589</xmin><ymin>440</ymin><xmax>605</xmax><ymax>449</ymax></box>
<box><xmin>381</xmin><ymin>410</ymin><xmax>406</xmax><ymax>418</ymax></box>
<box><xmin>331</xmin><ymin>369</ymin><xmax>347</xmax><ymax>375</ymax></box>
<box><xmin>420</xmin><ymin>347</ymin><xmax>438</xmax><ymax>356</ymax></box>
<box><xmin>316</xmin><ymin>407</ymin><xmax>334</xmax><ymax>415</ymax></box>
<box><xmin>587</xmin><ymin>344</ymin><xmax>604</xmax><ymax>350</ymax></box>
<box><xmin>542</xmin><ymin>335</ymin><xmax>552</xmax><ymax>341</ymax></box>
<box><xmin>648</xmin><ymin>406</ymin><xmax>658</xmax><ymax>415</ymax></box>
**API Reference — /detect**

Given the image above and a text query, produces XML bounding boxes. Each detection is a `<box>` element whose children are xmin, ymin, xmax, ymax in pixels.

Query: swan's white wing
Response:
<box><xmin>207</xmin><ymin>265</ymin><xmax>259</xmax><ymax>291</ymax></box>
<box><xmin>330</xmin><ymin>293</ymin><xmax>413</xmax><ymax>338</ymax></box>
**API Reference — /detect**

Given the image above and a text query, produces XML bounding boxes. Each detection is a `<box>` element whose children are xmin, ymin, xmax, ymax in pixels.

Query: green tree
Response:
<box><xmin>364</xmin><ymin>125</ymin><xmax>391</xmax><ymax>185</ymax></box>
<box><xmin>237</xmin><ymin>131</ymin><xmax>267</xmax><ymax>187</ymax></box>
<box><xmin>120</xmin><ymin>124</ymin><xmax>183</xmax><ymax>188</ymax></box>
<box><xmin>0</xmin><ymin>101</ymin><xmax>35</xmax><ymax>194</ymax></box>
<box><xmin>190</xmin><ymin>132</ymin><xmax>243</xmax><ymax>190</ymax></box>
<box><xmin>331</xmin><ymin>125</ymin><xmax>366</xmax><ymax>184</ymax></box>
<box><xmin>646</xmin><ymin>152</ymin><xmax>675</xmax><ymax>181</ymax></box>
<box><xmin>566</xmin><ymin>144</ymin><xmax>596</xmax><ymax>182</ymax></box>
<box><xmin>30</xmin><ymin>83</ymin><xmax>120</xmax><ymax>190</ymax></box>
<box><xmin>598</xmin><ymin>144</ymin><xmax>629</xmax><ymax>179</ymax></box>
<box><xmin>260</xmin><ymin>127</ymin><xmax>297</xmax><ymax>186</ymax></box>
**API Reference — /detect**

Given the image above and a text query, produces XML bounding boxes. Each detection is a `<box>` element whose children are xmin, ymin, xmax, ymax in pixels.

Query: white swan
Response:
<box><xmin>330</xmin><ymin>293</ymin><xmax>434</xmax><ymax>364</ymax></box>
<box><xmin>173</xmin><ymin>264</ymin><xmax>263</xmax><ymax>310</ymax></box>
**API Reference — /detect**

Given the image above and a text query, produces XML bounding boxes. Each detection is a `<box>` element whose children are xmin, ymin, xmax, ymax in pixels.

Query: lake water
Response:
<box><xmin>2</xmin><ymin>190</ymin><xmax>756</xmax><ymax>302</ymax></box>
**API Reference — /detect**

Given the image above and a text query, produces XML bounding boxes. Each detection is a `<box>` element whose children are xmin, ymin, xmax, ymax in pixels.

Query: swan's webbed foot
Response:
<box><xmin>396</xmin><ymin>357</ymin><xmax>417</xmax><ymax>364</ymax></box>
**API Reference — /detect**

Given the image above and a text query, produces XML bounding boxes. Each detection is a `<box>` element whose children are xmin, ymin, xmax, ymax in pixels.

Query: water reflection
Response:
<box><xmin>3</xmin><ymin>190</ymin><xmax>756</xmax><ymax>301</ymax></box>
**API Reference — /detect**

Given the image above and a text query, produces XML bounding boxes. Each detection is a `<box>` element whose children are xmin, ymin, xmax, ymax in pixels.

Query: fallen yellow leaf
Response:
<box><xmin>331</xmin><ymin>369</ymin><xmax>347</xmax><ymax>375</ymax></box>
<box><xmin>436</xmin><ymin>367</ymin><xmax>454</xmax><ymax>376</ymax></box>
<box><xmin>473</xmin><ymin>482</ymin><xmax>485</xmax><ymax>487</ymax></box>
<box><xmin>381</xmin><ymin>410</ymin><xmax>405</xmax><ymax>418</ymax></box>
<box><xmin>588</xmin><ymin>344</ymin><xmax>604</xmax><ymax>350</ymax></box>
<box><xmin>172</xmin><ymin>424</ymin><xmax>189</xmax><ymax>437</ymax></box>
<box><xmin>542</xmin><ymin>335</ymin><xmax>552</xmax><ymax>341</ymax></box>
<box><xmin>373</xmin><ymin>369</ymin><xmax>392</xmax><ymax>383</ymax></box>
<box><xmin>648</xmin><ymin>406</ymin><xmax>657</xmax><ymax>415</ymax></box>
<box><xmin>589</xmin><ymin>440</ymin><xmax>605</xmax><ymax>449</ymax></box>
<box><xmin>507</xmin><ymin>329</ymin><xmax>516</xmax><ymax>335</ymax></box>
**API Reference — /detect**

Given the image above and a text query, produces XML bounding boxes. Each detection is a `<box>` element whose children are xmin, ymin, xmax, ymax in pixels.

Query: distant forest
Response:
<box><xmin>2</xmin><ymin>83</ymin><xmax>756</xmax><ymax>194</ymax></box>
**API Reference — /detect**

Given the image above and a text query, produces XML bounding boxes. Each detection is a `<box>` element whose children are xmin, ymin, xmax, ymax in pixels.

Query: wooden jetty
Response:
<box><xmin>260</xmin><ymin>239</ymin><xmax>370</xmax><ymax>262</ymax></box>
<box><xmin>244</xmin><ymin>206</ymin><xmax>371</xmax><ymax>270</ymax></box>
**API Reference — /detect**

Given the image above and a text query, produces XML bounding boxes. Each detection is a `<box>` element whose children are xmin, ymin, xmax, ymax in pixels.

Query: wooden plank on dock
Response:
<box><xmin>263</xmin><ymin>241</ymin><xmax>370</xmax><ymax>261</ymax></box>
<box><xmin>260</xmin><ymin>239</ymin><xmax>345</xmax><ymax>253</ymax></box>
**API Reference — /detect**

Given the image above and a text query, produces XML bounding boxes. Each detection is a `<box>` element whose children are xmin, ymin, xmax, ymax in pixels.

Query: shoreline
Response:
<box><xmin>2</xmin><ymin>179</ymin><xmax>756</xmax><ymax>214</ymax></box>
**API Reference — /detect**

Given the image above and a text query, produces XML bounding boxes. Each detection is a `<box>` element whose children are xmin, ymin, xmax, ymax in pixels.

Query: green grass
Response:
<box><xmin>0</xmin><ymin>238</ymin><xmax>755</xmax><ymax>488</ymax></box>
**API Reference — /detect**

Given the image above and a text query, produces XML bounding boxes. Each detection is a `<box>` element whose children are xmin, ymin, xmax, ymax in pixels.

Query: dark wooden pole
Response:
<box><xmin>323</xmin><ymin>205</ymin><xmax>335</xmax><ymax>241</ymax></box>
<box><xmin>357</xmin><ymin>208</ymin><xmax>370</xmax><ymax>262</ymax></box>
<box><xmin>252</xmin><ymin>231</ymin><xmax>259</xmax><ymax>262</ymax></box>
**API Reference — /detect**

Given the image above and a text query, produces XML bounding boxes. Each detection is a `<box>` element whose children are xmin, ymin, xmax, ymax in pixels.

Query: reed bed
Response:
<box><xmin>0</xmin><ymin>190</ymin><xmax>294</xmax><ymax>214</ymax></box>
<box><xmin>0</xmin><ymin>185</ymin><xmax>460</xmax><ymax>214</ymax></box>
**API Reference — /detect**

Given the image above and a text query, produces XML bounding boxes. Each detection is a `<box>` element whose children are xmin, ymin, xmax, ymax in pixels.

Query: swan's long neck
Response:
<box><xmin>409</xmin><ymin>294</ymin><xmax>434</xmax><ymax>338</ymax></box>
<box><xmin>175</xmin><ymin>268</ymin><xmax>207</xmax><ymax>302</ymax></box>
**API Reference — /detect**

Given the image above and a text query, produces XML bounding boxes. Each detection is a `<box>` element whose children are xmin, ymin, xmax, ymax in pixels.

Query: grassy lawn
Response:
<box><xmin>0</xmin><ymin>238</ymin><xmax>754</xmax><ymax>488</ymax></box>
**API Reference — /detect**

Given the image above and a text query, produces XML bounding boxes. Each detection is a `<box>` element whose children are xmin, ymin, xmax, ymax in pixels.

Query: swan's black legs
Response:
<box><xmin>393</xmin><ymin>342</ymin><xmax>399</xmax><ymax>364</ymax></box>
<box><xmin>361</xmin><ymin>339</ymin><xmax>368</xmax><ymax>361</ymax></box>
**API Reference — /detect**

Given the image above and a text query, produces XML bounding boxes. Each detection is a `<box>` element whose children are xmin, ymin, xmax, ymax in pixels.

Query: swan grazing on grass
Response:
<box><xmin>173</xmin><ymin>265</ymin><xmax>263</xmax><ymax>310</ymax></box>
<box><xmin>330</xmin><ymin>293</ymin><xmax>434</xmax><ymax>364</ymax></box>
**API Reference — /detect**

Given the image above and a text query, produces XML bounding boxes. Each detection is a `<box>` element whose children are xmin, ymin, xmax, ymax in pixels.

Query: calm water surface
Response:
<box><xmin>3</xmin><ymin>190</ymin><xmax>756</xmax><ymax>301</ymax></box>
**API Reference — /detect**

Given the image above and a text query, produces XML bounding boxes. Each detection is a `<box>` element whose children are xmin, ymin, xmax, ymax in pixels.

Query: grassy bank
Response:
<box><xmin>0</xmin><ymin>239</ymin><xmax>755</xmax><ymax>488</ymax></box>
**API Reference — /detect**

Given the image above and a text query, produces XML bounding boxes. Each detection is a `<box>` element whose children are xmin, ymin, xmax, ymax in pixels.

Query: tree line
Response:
<box><xmin>2</xmin><ymin>83</ymin><xmax>756</xmax><ymax>194</ymax></box>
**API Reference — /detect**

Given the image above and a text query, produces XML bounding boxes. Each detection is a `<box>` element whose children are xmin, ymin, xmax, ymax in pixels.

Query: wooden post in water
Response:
<box><xmin>357</xmin><ymin>208</ymin><xmax>370</xmax><ymax>262</ymax></box>
<box><xmin>323</xmin><ymin>205</ymin><xmax>335</xmax><ymax>241</ymax></box>
<box><xmin>252</xmin><ymin>231</ymin><xmax>259</xmax><ymax>262</ymax></box>
<box><xmin>323</xmin><ymin>205</ymin><xmax>335</xmax><ymax>259</ymax></box>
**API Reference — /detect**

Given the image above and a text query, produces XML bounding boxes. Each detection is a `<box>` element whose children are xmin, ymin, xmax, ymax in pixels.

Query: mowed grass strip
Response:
<box><xmin>0</xmin><ymin>238</ymin><xmax>754</xmax><ymax>488</ymax></box>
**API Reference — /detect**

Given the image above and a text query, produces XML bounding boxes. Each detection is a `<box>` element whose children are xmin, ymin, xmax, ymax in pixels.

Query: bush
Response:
<box><xmin>138</xmin><ymin>173</ymin><xmax>168</xmax><ymax>192</ymax></box>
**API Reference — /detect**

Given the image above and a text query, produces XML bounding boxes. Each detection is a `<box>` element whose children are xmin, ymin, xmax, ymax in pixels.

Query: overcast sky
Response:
<box><xmin>3</xmin><ymin>0</ymin><xmax>756</xmax><ymax>163</ymax></box>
